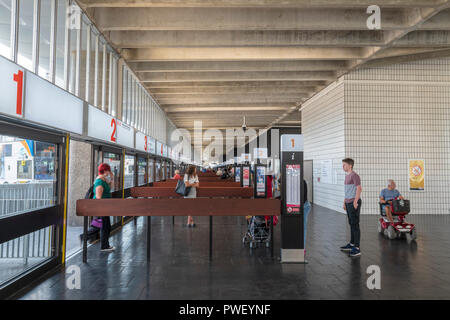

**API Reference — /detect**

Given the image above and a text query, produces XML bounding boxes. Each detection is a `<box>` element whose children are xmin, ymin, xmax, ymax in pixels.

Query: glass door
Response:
<box><xmin>123</xmin><ymin>154</ymin><xmax>135</xmax><ymax>190</ymax></box>
<box><xmin>137</xmin><ymin>156</ymin><xmax>147</xmax><ymax>186</ymax></box>
<box><xmin>103</xmin><ymin>151</ymin><xmax>122</xmax><ymax>226</ymax></box>
<box><xmin>0</xmin><ymin>122</ymin><xmax>64</xmax><ymax>296</ymax></box>
<box><xmin>148</xmin><ymin>158</ymin><xmax>154</xmax><ymax>184</ymax></box>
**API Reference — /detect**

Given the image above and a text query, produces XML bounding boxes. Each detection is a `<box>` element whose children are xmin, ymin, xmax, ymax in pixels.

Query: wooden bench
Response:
<box><xmin>76</xmin><ymin>198</ymin><xmax>280</xmax><ymax>263</ymax></box>
<box><xmin>131</xmin><ymin>186</ymin><xmax>254</xmax><ymax>198</ymax></box>
<box><xmin>152</xmin><ymin>180</ymin><xmax>241</xmax><ymax>188</ymax></box>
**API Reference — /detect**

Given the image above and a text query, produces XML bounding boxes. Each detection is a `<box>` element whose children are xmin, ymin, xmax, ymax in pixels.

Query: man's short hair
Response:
<box><xmin>388</xmin><ymin>179</ymin><xmax>395</xmax><ymax>187</ymax></box>
<box><xmin>342</xmin><ymin>158</ymin><xmax>354</xmax><ymax>168</ymax></box>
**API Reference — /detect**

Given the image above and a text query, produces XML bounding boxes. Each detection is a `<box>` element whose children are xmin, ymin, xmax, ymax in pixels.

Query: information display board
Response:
<box><xmin>255</xmin><ymin>165</ymin><xmax>266</xmax><ymax>197</ymax></box>
<box><xmin>286</xmin><ymin>164</ymin><xmax>301</xmax><ymax>213</ymax></box>
<box><xmin>235</xmin><ymin>166</ymin><xmax>241</xmax><ymax>183</ymax></box>
<box><xmin>242</xmin><ymin>165</ymin><xmax>250</xmax><ymax>187</ymax></box>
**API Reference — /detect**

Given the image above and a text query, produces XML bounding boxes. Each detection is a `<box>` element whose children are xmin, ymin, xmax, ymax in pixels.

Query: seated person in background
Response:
<box><xmin>216</xmin><ymin>168</ymin><xmax>223</xmax><ymax>176</ymax></box>
<box><xmin>221</xmin><ymin>168</ymin><xmax>229</xmax><ymax>179</ymax></box>
<box><xmin>173</xmin><ymin>170</ymin><xmax>181</xmax><ymax>180</ymax></box>
<box><xmin>380</xmin><ymin>179</ymin><xmax>404</xmax><ymax>224</ymax></box>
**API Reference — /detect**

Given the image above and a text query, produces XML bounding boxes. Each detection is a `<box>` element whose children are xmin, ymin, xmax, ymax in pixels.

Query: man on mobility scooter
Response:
<box><xmin>378</xmin><ymin>180</ymin><xmax>417</xmax><ymax>243</ymax></box>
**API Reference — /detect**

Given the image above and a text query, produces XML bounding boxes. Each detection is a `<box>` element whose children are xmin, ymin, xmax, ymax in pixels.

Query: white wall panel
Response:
<box><xmin>302</xmin><ymin>81</ymin><xmax>346</xmax><ymax>213</ymax></box>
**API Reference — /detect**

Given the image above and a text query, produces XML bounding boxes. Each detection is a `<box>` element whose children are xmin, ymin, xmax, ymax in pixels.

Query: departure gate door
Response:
<box><xmin>0</xmin><ymin>121</ymin><xmax>65</xmax><ymax>297</ymax></box>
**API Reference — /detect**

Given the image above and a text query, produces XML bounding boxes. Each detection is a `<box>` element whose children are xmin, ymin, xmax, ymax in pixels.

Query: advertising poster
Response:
<box><xmin>243</xmin><ymin>167</ymin><xmax>250</xmax><ymax>187</ymax></box>
<box><xmin>286</xmin><ymin>164</ymin><xmax>301</xmax><ymax>213</ymax></box>
<box><xmin>409</xmin><ymin>159</ymin><xmax>425</xmax><ymax>191</ymax></box>
<box><xmin>256</xmin><ymin>166</ymin><xmax>266</xmax><ymax>196</ymax></box>
<box><xmin>235</xmin><ymin>167</ymin><xmax>241</xmax><ymax>183</ymax></box>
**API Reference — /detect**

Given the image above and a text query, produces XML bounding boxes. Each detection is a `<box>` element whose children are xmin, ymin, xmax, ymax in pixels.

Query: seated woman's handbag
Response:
<box><xmin>91</xmin><ymin>218</ymin><xmax>103</xmax><ymax>229</ymax></box>
<box><xmin>175</xmin><ymin>179</ymin><xmax>191</xmax><ymax>196</ymax></box>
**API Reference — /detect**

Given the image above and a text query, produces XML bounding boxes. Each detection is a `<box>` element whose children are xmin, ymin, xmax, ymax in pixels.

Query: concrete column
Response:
<box><xmin>67</xmin><ymin>139</ymin><xmax>93</xmax><ymax>227</ymax></box>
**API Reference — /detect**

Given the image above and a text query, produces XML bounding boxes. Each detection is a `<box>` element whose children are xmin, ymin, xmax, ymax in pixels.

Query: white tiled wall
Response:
<box><xmin>345</xmin><ymin>57</ymin><xmax>450</xmax><ymax>215</ymax></box>
<box><xmin>302</xmin><ymin>57</ymin><xmax>450</xmax><ymax>215</ymax></box>
<box><xmin>302</xmin><ymin>81</ymin><xmax>346</xmax><ymax>213</ymax></box>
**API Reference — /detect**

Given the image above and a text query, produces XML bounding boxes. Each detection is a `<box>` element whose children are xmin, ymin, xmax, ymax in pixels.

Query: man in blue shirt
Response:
<box><xmin>380</xmin><ymin>180</ymin><xmax>404</xmax><ymax>224</ymax></box>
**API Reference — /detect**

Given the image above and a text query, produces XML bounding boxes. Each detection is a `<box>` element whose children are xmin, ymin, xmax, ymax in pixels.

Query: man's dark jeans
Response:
<box><xmin>345</xmin><ymin>199</ymin><xmax>362</xmax><ymax>248</ymax></box>
<box><xmin>101</xmin><ymin>216</ymin><xmax>112</xmax><ymax>249</ymax></box>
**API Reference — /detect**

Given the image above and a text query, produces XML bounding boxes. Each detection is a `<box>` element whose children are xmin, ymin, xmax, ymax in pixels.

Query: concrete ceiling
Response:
<box><xmin>77</xmin><ymin>0</ymin><xmax>450</xmax><ymax>144</ymax></box>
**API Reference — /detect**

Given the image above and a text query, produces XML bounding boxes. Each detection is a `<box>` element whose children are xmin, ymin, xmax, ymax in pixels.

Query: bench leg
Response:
<box><xmin>209</xmin><ymin>216</ymin><xmax>213</xmax><ymax>261</ymax></box>
<box><xmin>83</xmin><ymin>216</ymin><xmax>88</xmax><ymax>263</ymax></box>
<box><xmin>271</xmin><ymin>216</ymin><xmax>274</xmax><ymax>259</ymax></box>
<box><xmin>147</xmin><ymin>216</ymin><xmax>151</xmax><ymax>262</ymax></box>
<box><xmin>172</xmin><ymin>216</ymin><xmax>175</xmax><ymax>225</ymax></box>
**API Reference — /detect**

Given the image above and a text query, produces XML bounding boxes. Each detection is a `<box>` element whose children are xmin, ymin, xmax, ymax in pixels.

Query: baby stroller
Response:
<box><xmin>242</xmin><ymin>216</ymin><xmax>273</xmax><ymax>248</ymax></box>
<box><xmin>378</xmin><ymin>197</ymin><xmax>417</xmax><ymax>243</ymax></box>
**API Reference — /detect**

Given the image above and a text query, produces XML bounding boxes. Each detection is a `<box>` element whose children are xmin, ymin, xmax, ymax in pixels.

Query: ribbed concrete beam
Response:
<box><xmin>146</xmin><ymin>81</ymin><xmax>328</xmax><ymax>88</ymax></box>
<box><xmin>165</xmin><ymin>106</ymin><xmax>290</xmax><ymax>113</ymax></box>
<box><xmin>162</xmin><ymin>103</ymin><xmax>293</xmax><ymax>109</ymax></box>
<box><xmin>131</xmin><ymin>60</ymin><xmax>349</xmax><ymax>72</ymax></box>
<box><xmin>419</xmin><ymin>9</ymin><xmax>450</xmax><ymax>30</ymax></box>
<box><xmin>139</xmin><ymin>71</ymin><xmax>336</xmax><ymax>82</ymax></box>
<box><xmin>94</xmin><ymin>8</ymin><xmax>413</xmax><ymax>31</ymax></box>
<box><xmin>156</xmin><ymin>93</ymin><xmax>307</xmax><ymax>100</ymax></box>
<box><xmin>394</xmin><ymin>30</ymin><xmax>450</xmax><ymax>47</ymax></box>
<box><xmin>111</xmin><ymin>30</ymin><xmax>387</xmax><ymax>48</ymax></box>
<box><xmin>370</xmin><ymin>47</ymin><xmax>449</xmax><ymax>59</ymax></box>
<box><xmin>150</xmin><ymin>86</ymin><xmax>317</xmax><ymax>94</ymax></box>
<box><xmin>158</xmin><ymin>95</ymin><xmax>305</xmax><ymax>104</ymax></box>
<box><xmin>80</xmin><ymin>0</ymin><xmax>446</xmax><ymax>8</ymax></box>
<box><xmin>123</xmin><ymin>47</ymin><xmax>367</xmax><ymax>61</ymax></box>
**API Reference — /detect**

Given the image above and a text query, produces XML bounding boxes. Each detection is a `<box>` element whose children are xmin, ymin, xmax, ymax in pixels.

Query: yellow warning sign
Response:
<box><xmin>409</xmin><ymin>160</ymin><xmax>425</xmax><ymax>191</ymax></box>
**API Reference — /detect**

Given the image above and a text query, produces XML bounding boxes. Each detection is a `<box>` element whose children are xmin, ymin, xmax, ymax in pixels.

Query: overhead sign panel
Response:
<box><xmin>25</xmin><ymin>72</ymin><xmax>83</xmax><ymax>134</ymax></box>
<box><xmin>136</xmin><ymin>131</ymin><xmax>149</xmax><ymax>153</ymax></box>
<box><xmin>87</xmin><ymin>105</ymin><xmax>117</xmax><ymax>144</ymax></box>
<box><xmin>116</xmin><ymin>120</ymin><xmax>134</xmax><ymax>149</ymax></box>
<box><xmin>148</xmin><ymin>137</ymin><xmax>156</xmax><ymax>154</ymax></box>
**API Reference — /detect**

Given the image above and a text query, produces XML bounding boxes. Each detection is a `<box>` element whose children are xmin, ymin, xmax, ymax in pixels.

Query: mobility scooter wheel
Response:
<box><xmin>377</xmin><ymin>220</ymin><xmax>384</xmax><ymax>234</ymax></box>
<box><xmin>387</xmin><ymin>226</ymin><xmax>397</xmax><ymax>240</ymax></box>
<box><xmin>406</xmin><ymin>229</ymin><xmax>417</xmax><ymax>244</ymax></box>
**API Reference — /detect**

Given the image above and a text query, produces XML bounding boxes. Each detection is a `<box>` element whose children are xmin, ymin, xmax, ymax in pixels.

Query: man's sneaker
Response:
<box><xmin>340</xmin><ymin>243</ymin><xmax>354</xmax><ymax>251</ymax></box>
<box><xmin>101</xmin><ymin>246</ymin><xmax>115</xmax><ymax>252</ymax></box>
<box><xmin>349</xmin><ymin>247</ymin><xmax>361</xmax><ymax>257</ymax></box>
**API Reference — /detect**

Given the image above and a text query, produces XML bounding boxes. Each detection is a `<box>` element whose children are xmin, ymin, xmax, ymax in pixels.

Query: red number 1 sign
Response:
<box><xmin>13</xmin><ymin>70</ymin><xmax>24</xmax><ymax>116</ymax></box>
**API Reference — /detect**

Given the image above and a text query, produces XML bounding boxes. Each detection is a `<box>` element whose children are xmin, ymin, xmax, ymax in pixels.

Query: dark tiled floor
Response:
<box><xmin>16</xmin><ymin>205</ymin><xmax>450</xmax><ymax>300</ymax></box>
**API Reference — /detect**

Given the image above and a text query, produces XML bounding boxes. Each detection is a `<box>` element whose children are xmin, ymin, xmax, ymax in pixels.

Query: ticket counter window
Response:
<box><xmin>137</xmin><ymin>157</ymin><xmax>147</xmax><ymax>186</ymax></box>
<box><xmin>103</xmin><ymin>152</ymin><xmax>121</xmax><ymax>192</ymax></box>
<box><xmin>124</xmin><ymin>155</ymin><xmax>135</xmax><ymax>189</ymax></box>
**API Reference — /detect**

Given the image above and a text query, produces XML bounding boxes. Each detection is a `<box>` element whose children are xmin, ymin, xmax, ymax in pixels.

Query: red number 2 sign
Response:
<box><xmin>13</xmin><ymin>70</ymin><xmax>24</xmax><ymax>116</ymax></box>
<box><xmin>110</xmin><ymin>119</ymin><xmax>117</xmax><ymax>142</ymax></box>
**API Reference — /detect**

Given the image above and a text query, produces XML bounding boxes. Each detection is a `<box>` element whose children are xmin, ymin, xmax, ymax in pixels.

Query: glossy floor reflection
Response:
<box><xmin>16</xmin><ymin>205</ymin><xmax>450</xmax><ymax>300</ymax></box>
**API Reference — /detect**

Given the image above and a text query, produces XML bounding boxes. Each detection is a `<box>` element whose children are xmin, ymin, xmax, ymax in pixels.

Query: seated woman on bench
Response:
<box><xmin>380</xmin><ymin>180</ymin><xmax>404</xmax><ymax>224</ymax></box>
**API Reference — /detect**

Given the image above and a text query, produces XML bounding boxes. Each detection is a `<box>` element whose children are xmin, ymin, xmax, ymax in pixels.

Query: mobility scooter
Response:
<box><xmin>378</xmin><ymin>198</ymin><xmax>417</xmax><ymax>243</ymax></box>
